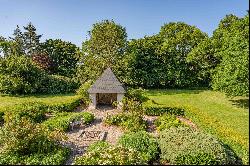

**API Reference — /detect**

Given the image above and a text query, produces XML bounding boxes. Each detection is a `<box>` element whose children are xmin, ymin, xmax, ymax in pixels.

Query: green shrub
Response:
<box><xmin>42</xmin><ymin>112</ymin><xmax>94</xmax><ymax>131</ymax></box>
<box><xmin>0</xmin><ymin>55</ymin><xmax>79</xmax><ymax>95</ymax></box>
<box><xmin>0</xmin><ymin>55</ymin><xmax>45</xmax><ymax>94</ymax></box>
<box><xmin>122</xmin><ymin>88</ymin><xmax>149</xmax><ymax>113</ymax></box>
<box><xmin>38</xmin><ymin>75</ymin><xmax>79</xmax><ymax>94</ymax></box>
<box><xmin>104</xmin><ymin>113</ymin><xmax>147</xmax><ymax>132</ymax></box>
<box><xmin>73</xmin><ymin>144</ymin><xmax>147</xmax><ymax>165</ymax></box>
<box><xmin>3</xmin><ymin>102</ymin><xmax>48</xmax><ymax>123</ymax></box>
<box><xmin>46</xmin><ymin>97</ymin><xmax>83</xmax><ymax>113</ymax></box>
<box><xmin>0</xmin><ymin>117</ymin><xmax>69</xmax><ymax>165</ymax></box>
<box><xmin>118</xmin><ymin>131</ymin><xmax>159</xmax><ymax>162</ymax></box>
<box><xmin>125</xmin><ymin>88</ymin><xmax>149</xmax><ymax>103</ymax></box>
<box><xmin>86</xmin><ymin>141</ymin><xmax>111</xmax><ymax>153</ymax></box>
<box><xmin>76</xmin><ymin>81</ymin><xmax>92</xmax><ymax>103</ymax></box>
<box><xmin>0</xmin><ymin>143</ymin><xmax>70</xmax><ymax>165</ymax></box>
<box><xmin>159</xmin><ymin>127</ymin><xmax>237</xmax><ymax>165</ymax></box>
<box><xmin>143</xmin><ymin>105</ymin><xmax>185</xmax><ymax>116</ymax></box>
<box><xmin>154</xmin><ymin>113</ymin><xmax>185</xmax><ymax>131</ymax></box>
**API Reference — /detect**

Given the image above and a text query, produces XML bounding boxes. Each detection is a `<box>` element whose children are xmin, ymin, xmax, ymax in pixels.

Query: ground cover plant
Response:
<box><xmin>145</xmin><ymin>89</ymin><xmax>249</xmax><ymax>164</ymax></box>
<box><xmin>158</xmin><ymin>127</ymin><xmax>237</xmax><ymax>165</ymax></box>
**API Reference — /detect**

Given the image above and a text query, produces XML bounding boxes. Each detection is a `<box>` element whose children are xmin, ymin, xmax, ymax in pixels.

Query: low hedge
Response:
<box><xmin>159</xmin><ymin>127</ymin><xmax>237</xmax><ymax>165</ymax></box>
<box><xmin>42</xmin><ymin>112</ymin><xmax>94</xmax><ymax>131</ymax></box>
<box><xmin>143</xmin><ymin>105</ymin><xmax>185</xmax><ymax>116</ymax></box>
<box><xmin>3</xmin><ymin>103</ymin><xmax>48</xmax><ymax>123</ymax></box>
<box><xmin>104</xmin><ymin>113</ymin><xmax>147</xmax><ymax>132</ymax></box>
<box><xmin>117</xmin><ymin>131</ymin><xmax>159</xmax><ymax>163</ymax></box>
<box><xmin>46</xmin><ymin>98</ymin><xmax>83</xmax><ymax>113</ymax></box>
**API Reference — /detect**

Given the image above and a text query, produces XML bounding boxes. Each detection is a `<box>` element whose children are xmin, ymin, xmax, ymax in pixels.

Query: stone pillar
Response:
<box><xmin>89</xmin><ymin>93</ymin><xmax>96</xmax><ymax>109</ymax></box>
<box><xmin>117</xmin><ymin>93</ymin><xmax>124</xmax><ymax>109</ymax></box>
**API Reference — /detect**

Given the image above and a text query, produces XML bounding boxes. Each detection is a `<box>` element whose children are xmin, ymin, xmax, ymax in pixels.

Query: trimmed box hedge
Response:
<box><xmin>143</xmin><ymin>105</ymin><xmax>185</xmax><ymax>116</ymax></box>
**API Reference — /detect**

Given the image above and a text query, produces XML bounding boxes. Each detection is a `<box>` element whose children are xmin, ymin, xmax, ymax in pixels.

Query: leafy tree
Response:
<box><xmin>188</xmin><ymin>13</ymin><xmax>249</xmax><ymax>96</ymax></box>
<box><xmin>41</xmin><ymin>39</ymin><xmax>79</xmax><ymax>77</ymax></box>
<box><xmin>158</xmin><ymin>22</ymin><xmax>208</xmax><ymax>87</ymax></box>
<box><xmin>124</xmin><ymin>22</ymin><xmax>207</xmax><ymax>88</ymax></box>
<box><xmin>212</xmin><ymin>14</ymin><xmax>249</xmax><ymax>96</ymax></box>
<box><xmin>77</xmin><ymin>20</ymin><xmax>127</xmax><ymax>83</ymax></box>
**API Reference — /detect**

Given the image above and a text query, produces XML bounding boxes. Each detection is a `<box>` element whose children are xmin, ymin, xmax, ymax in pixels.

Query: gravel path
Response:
<box><xmin>64</xmin><ymin>106</ymin><xmax>124</xmax><ymax>165</ymax></box>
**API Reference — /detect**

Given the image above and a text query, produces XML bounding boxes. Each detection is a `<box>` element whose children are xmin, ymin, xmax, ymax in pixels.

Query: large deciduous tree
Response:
<box><xmin>188</xmin><ymin>13</ymin><xmax>249</xmax><ymax>96</ymax></box>
<box><xmin>40</xmin><ymin>39</ymin><xmax>80</xmax><ymax>77</ymax></box>
<box><xmin>76</xmin><ymin>20</ymin><xmax>127</xmax><ymax>83</ymax></box>
<box><xmin>125</xmin><ymin>22</ymin><xmax>207</xmax><ymax>88</ymax></box>
<box><xmin>212</xmin><ymin>14</ymin><xmax>249</xmax><ymax>96</ymax></box>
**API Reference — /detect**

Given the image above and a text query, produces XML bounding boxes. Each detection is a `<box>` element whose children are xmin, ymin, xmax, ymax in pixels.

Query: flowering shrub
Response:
<box><xmin>74</xmin><ymin>143</ymin><xmax>147</xmax><ymax>165</ymax></box>
<box><xmin>159</xmin><ymin>127</ymin><xmax>237</xmax><ymax>165</ymax></box>
<box><xmin>0</xmin><ymin>117</ymin><xmax>70</xmax><ymax>165</ymax></box>
<box><xmin>118</xmin><ymin>131</ymin><xmax>159</xmax><ymax>162</ymax></box>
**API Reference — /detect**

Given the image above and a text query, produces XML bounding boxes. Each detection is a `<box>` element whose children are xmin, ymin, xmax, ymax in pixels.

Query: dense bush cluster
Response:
<box><xmin>42</xmin><ymin>112</ymin><xmax>94</xmax><ymax>131</ymax></box>
<box><xmin>158</xmin><ymin>127</ymin><xmax>237</xmax><ymax>165</ymax></box>
<box><xmin>104</xmin><ymin>113</ymin><xmax>147</xmax><ymax>132</ymax></box>
<box><xmin>117</xmin><ymin>131</ymin><xmax>159</xmax><ymax>162</ymax></box>
<box><xmin>154</xmin><ymin>113</ymin><xmax>185</xmax><ymax>131</ymax></box>
<box><xmin>0</xmin><ymin>55</ymin><xmax>79</xmax><ymax>95</ymax></box>
<box><xmin>0</xmin><ymin>117</ymin><xmax>70</xmax><ymax>165</ymax></box>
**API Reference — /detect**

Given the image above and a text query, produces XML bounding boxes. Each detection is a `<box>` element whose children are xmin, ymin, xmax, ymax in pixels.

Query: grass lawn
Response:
<box><xmin>145</xmin><ymin>89</ymin><xmax>249</xmax><ymax>163</ymax></box>
<box><xmin>0</xmin><ymin>93</ymin><xmax>81</xmax><ymax>111</ymax></box>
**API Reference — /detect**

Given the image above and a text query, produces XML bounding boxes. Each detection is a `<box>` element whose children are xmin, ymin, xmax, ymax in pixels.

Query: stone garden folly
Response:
<box><xmin>88</xmin><ymin>68</ymin><xmax>125</xmax><ymax>109</ymax></box>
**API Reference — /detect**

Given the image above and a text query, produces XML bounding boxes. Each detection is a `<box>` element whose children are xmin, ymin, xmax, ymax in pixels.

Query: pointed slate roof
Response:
<box><xmin>88</xmin><ymin>68</ymin><xmax>125</xmax><ymax>93</ymax></box>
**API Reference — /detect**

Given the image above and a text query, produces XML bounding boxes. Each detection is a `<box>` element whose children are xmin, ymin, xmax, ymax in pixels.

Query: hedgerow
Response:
<box><xmin>143</xmin><ymin>105</ymin><xmax>185</xmax><ymax>116</ymax></box>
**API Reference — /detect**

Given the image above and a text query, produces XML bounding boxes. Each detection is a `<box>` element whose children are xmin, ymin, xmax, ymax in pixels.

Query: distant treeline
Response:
<box><xmin>0</xmin><ymin>12</ymin><xmax>249</xmax><ymax>96</ymax></box>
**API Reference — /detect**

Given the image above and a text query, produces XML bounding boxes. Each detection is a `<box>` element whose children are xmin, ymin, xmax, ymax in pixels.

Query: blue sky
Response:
<box><xmin>0</xmin><ymin>0</ymin><xmax>248</xmax><ymax>46</ymax></box>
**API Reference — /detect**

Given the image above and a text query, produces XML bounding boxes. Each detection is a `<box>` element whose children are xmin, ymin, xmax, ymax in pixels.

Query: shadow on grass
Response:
<box><xmin>229</xmin><ymin>99</ymin><xmax>249</xmax><ymax>109</ymax></box>
<box><xmin>222</xmin><ymin>143</ymin><xmax>243</xmax><ymax>165</ymax></box>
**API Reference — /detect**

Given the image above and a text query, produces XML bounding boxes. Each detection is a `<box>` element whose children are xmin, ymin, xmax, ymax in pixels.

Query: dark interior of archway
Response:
<box><xmin>96</xmin><ymin>93</ymin><xmax>117</xmax><ymax>108</ymax></box>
